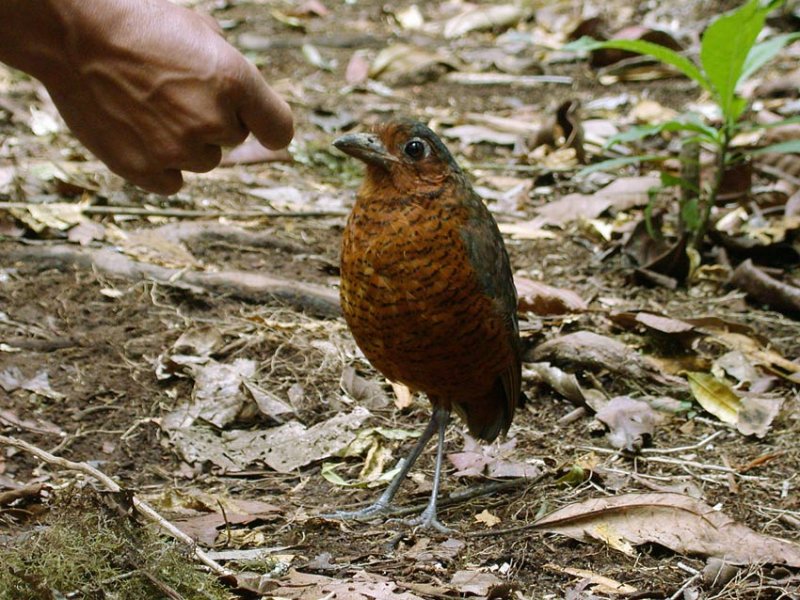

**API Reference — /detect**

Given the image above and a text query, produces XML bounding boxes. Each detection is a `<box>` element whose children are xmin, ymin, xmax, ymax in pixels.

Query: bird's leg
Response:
<box><xmin>398</xmin><ymin>406</ymin><xmax>451</xmax><ymax>533</ymax></box>
<box><xmin>321</xmin><ymin>408</ymin><xmax>442</xmax><ymax>522</ymax></box>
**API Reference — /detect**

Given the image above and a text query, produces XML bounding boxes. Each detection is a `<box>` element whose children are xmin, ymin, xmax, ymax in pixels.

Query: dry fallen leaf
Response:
<box><xmin>515</xmin><ymin>277</ymin><xmax>588</xmax><ymax>315</ymax></box>
<box><xmin>474</xmin><ymin>509</ymin><xmax>501</xmax><ymax>528</ymax></box>
<box><xmin>533</xmin><ymin>493</ymin><xmax>800</xmax><ymax>566</ymax></box>
<box><xmin>533</xmin><ymin>175</ymin><xmax>659</xmax><ymax>227</ymax></box>
<box><xmin>687</xmin><ymin>372</ymin><xmax>742</xmax><ymax>425</ymax></box>
<box><xmin>595</xmin><ymin>396</ymin><xmax>663</xmax><ymax>452</ymax></box>
<box><xmin>546</xmin><ymin>564</ymin><xmax>638</xmax><ymax>595</ymax></box>
<box><xmin>442</xmin><ymin>3</ymin><xmax>529</xmax><ymax>38</ymax></box>
<box><xmin>449</xmin><ymin>570</ymin><xmax>504</xmax><ymax>596</ymax></box>
<box><xmin>448</xmin><ymin>436</ymin><xmax>543</xmax><ymax>479</ymax></box>
<box><xmin>530</xmin><ymin>331</ymin><xmax>687</xmax><ymax>392</ymax></box>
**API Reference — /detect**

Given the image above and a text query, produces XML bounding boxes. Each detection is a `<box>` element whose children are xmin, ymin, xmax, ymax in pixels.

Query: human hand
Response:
<box><xmin>1</xmin><ymin>0</ymin><xmax>293</xmax><ymax>194</ymax></box>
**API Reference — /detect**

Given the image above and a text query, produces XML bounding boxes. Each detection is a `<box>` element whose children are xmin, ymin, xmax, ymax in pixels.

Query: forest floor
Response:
<box><xmin>1</xmin><ymin>1</ymin><xmax>799</xmax><ymax>598</ymax></box>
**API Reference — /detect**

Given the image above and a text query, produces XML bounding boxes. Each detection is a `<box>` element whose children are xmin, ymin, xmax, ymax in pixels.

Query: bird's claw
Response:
<box><xmin>320</xmin><ymin>502</ymin><xmax>391</xmax><ymax>522</ymax></box>
<box><xmin>390</xmin><ymin>508</ymin><xmax>452</xmax><ymax>534</ymax></box>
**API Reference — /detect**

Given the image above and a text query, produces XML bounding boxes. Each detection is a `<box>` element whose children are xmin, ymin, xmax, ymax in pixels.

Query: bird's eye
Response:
<box><xmin>403</xmin><ymin>139</ymin><xmax>426</xmax><ymax>160</ymax></box>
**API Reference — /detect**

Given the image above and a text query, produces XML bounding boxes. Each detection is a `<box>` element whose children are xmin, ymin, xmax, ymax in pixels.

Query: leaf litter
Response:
<box><xmin>2</xmin><ymin>0</ymin><xmax>800</xmax><ymax>598</ymax></box>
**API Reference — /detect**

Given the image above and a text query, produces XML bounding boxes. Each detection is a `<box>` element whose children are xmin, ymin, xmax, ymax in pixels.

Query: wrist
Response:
<box><xmin>0</xmin><ymin>0</ymin><xmax>69</xmax><ymax>80</ymax></box>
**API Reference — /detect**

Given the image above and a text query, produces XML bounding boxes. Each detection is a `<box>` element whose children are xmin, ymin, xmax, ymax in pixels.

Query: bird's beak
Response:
<box><xmin>333</xmin><ymin>133</ymin><xmax>393</xmax><ymax>168</ymax></box>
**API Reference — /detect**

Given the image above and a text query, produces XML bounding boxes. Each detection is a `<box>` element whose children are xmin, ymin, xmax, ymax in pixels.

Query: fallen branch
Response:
<box><xmin>6</xmin><ymin>245</ymin><xmax>341</xmax><ymax>317</ymax></box>
<box><xmin>0</xmin><ymin>201</ymin><xmax>347</xmax><ymax>220</ymax></box>
<box><xmin>0</xmin><ymin>434</ymin><xmax>231</xmax><ymax>578</ymax></box>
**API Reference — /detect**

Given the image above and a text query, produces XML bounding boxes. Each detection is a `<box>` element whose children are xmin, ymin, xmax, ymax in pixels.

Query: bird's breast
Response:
<box><xmin>340</xmin><ymin>194</ymin><xmax>513</xmax><ymax>401</ymax></box>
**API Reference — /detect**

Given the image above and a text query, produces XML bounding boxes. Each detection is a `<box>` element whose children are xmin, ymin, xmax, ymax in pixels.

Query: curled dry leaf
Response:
<box><xmin>534</xmin><ymin>175</ymin><xmax>659</xmax><ymax>227</ymax></box>
<box><xmin>443</xmin><ymin>3</ymin><xmax>529</xmax><ymax>39</ymax></box>
<box><xmin>529</xmin><ymin>331</ymin><xmax>687</xmax><ymax>393</ymax></box>
<box><xmin>524</xmin><ymin>362</ymin><xmax>588</xmax><ymax>409</ymax></box>
<box><xmin>0</xmin><ymin>366</ymin><xmax>64</xmax><ymax>400</ymax></box>
<box><xmin>515</xmin><ymin>277</ymin><xmax>588</xmax><ymax>315</ymax></box>
<box><xmin>340</xmin><ymin>365</ymin><xmax>390</xmax><ymax>409</ymax></box>
<box><xmin>448</xmin><ymin>436</ymin><xmax>543</xmax><ymax>479</ymax></box>
<box><xmin>546</xmin><ymin>564</ymin><xmax>637</xmax><ymax>596</ymax></box>
<box><xmin>687</xmin><ymin>372</ymin><xmax>741</xmax><ymax>425</ymax></box>
<box><xmin>732</xmin><ymin>259</ymin><xmax>800</xmax><ymax>315</ymax></box>
<box><xmin>595</xmin><ymin>396</ymin><xmax>663</xmax><ymax>452</ymax></box>
<box><xmin>449</xmin><ymin>571</ymin><xmax>505</xmax><ymax>596</ymax></box>
<box><xmin>370</xmin><ymin>44</ymin><xmax>457</xmax><ymax>86</ymax></box>
<box><xmin>533</xmin><ymin>492</ymin><xmax>800</xmax><ymax>567</ymax></box>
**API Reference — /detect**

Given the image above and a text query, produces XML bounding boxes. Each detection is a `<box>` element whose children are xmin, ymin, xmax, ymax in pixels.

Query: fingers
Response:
<box><xmin>128</xmin><ymin>169</ymin><xmax>184</xmax><ymax>196</ymax></box>
<box><xmin>177</xmin><ymin>144</ymin><xmax>223</xmax><ymax>173</ymax></box>
<box><xmin>238</xmin><ymin>64</ymin><xmax>294</xmax><ymax>151</ymax></box>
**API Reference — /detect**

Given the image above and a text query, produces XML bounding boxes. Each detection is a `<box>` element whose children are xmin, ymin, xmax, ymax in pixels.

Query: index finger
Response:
<box><xmin>238</xmin><ymin>64</ymin><xmax>294</xmax><ymax>150</ymax></box>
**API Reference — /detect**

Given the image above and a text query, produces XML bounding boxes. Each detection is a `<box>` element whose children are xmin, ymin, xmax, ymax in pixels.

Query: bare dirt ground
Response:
<box><xmin>1</xmin><ymin>1</ymin><xmax>799</xmax><ymax>599</ymax></box>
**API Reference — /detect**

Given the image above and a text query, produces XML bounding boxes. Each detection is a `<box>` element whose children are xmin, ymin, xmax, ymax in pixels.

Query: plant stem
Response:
<box><xmin>692</xmin><ymin>127</ymin><xmax>730</xmax><ymax>250</ymax></box>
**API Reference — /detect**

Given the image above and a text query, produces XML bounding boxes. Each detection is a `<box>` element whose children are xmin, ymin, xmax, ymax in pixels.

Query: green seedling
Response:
<box><xmin>567</xmin><ymin>0</ymin><xmax>800</xmax><ymax>255</ymax></box>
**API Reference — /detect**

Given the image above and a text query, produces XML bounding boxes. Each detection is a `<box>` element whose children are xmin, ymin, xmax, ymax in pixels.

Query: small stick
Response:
<box><xmin>668</xmin><ymin>573</ymin><xmax>701</xmax><ymax>600</ymax></box>
<box><xmin>640</xmin><ymin>430</ymin><xmax>725</xmax><ymax>454</ymax></box>
<box><xmin>0</xmin><ymin>434</ymin><xmax>231</xmax><ymax>578</ymax></box>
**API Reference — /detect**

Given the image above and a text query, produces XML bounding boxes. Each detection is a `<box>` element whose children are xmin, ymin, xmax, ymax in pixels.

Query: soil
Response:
<box><xmin>1</xmin><ymin>1</ymin><xmax>799</xmax><ymax>599</ymax></box>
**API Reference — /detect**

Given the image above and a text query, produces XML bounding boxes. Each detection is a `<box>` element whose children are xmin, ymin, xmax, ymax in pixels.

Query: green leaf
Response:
<box><xmin>741</xmin><ymin>31</ymin><xmax>800</xmax><ymax>83</ymax></box>
<box><xmin>700</xmin><ymin>0</ymin><xmax>770</xmax><ymax>120</ymax></box>
<box><xmin>661</xmin><ymin>172</ymin><xmax>699</xmax><ymax>194</ymax></box>
<box><xmin>605</xmin><ymin>115</ymin><xmax>719</xmax><ymax>149</ymax></box>
<box><xmin>750</xmin><ymin>139</ymin><xmax>800</xmax><ymax>155</ymax></box>
<box><xmin>576</xmin><ymin>154</ymin><xmax>665</xmax><ymax>177</ymax></box>
<box><xmin>738</xmin><ymin>115</ymin><xmax>800</xmax><ymax>132</ymax></box>
<box><xmin>565</xmin><ymin>37</ymin><xmax>710</xmax><ymax>91</ymax></box>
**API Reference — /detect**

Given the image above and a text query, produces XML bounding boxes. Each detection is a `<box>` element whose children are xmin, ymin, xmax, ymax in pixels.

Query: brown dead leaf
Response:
<box><xmin>711</xmin><ymin>330</ymin><xmax>800</xmax><ymax>383</ymax></box>
<box><xmin>448</xmin><ymin>436</ymin><xmax>543</xmax><ymax>479</ymax></box>
<box><xmin>449</xmin><ymin>570</ymin><xmax>505</xmax><ymax>596</ymax></box>
<box><xmin>370</xmin><ymin>44</ymin><xmax>457</xmax><ymax>86</ymax></box>
<box><xmin>595</xmin><ymin>396</ymin><xmax>663</xmax><ymax>452</ymax></box>
<box><xmin>270</xmin><ymin>569</ymin><xmax>426</xmax><ymax>600</ymax></box>
<box><xmin>533</xmin><ymin>493</ymin><xmax>800</xmax><ymax>566</ymax></box>
<box><xmin>732</xmin><ymin>259</ymin><xmax>800</xmax><ymax>315</ymax></box>
<box><xmin>515</xmin><ymin>277</ymin><xmax>588</xmax><ymax>315</ymax></box>
<box><xmin>442</xmin><ymin>3</ymin><xmax>530</xmax><ymax>38</ymax></box>
<box><xmin>390</xmin><ymin>380</ymin><xmax>414</xmax><ymax>409</ymax></box>
<box><xmin>341</xmin><ymin>366</ymin><xmax>390</xmax><ymax>409</ymax></box>
<box><xmin>529</xmin><ymin>331</ymin><xmax>687</xmax><ymax>393</ymax></box>
<box><xmin>534</xmin><ymin>175</ymin><xmax>659</xmax><ymax>227</ymax></box>
<box><xmin>546</xmin><ymin>564</ymin><xmax>638</xmax><ymax>595</ymax></box>
<box><xmin>474</xmin><ymin>509</ymin><xmax>502</xmax><ymax>528</ymax></box>
<box><xmin>737</xmin><ymin>396</ymin><xmax>784</xmax><ymax>439</ymax></box>
<box><xmin>525</xmin><ymin>362</ymin><xmax>589</xmax><ymax>408</ymax></box>
<box><xmin>345</xmin><ymin>51</ymin><xmax>370</xmax><ymax>85</ymax></box>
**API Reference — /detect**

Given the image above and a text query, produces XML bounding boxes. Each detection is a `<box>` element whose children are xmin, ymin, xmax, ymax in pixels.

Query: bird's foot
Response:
<box><xmin>392</xmin><ymin>506</ymin><xmax>452</xmax><ymax>534</ymax></box>
<box><xmin>320</xmin><ymin>501</ymin><xmax>391</xmax><ymax>523</ymax></box>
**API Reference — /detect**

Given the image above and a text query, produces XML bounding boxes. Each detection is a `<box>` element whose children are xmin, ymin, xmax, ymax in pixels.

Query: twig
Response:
<box><xmin>640</xmin><ymin>430</ymin><xmax>725</xmax><ymax>454</ymax></box>
<box><xmin>576</xmin><ymin>445</ymin><xmax>768</xmax><ymax>480</ymax></box>
<box><xmin>0</xmin><ymin>201</ymin><xmax>347</xmax><ymax>220</ymax></box>
<box><xmin>0</xmin><ymin>434</ymin><xmax>232</xmax><ymax>578</ymax></box>
<box><xmin>444</xmin><ymin>72</ymin><xmax>574</xmax><ymax>86</ymax></box>
<box><xmin>669</xmin><ymin>573</ymin><xmax>701</xmax><ymax>600</ymax></box>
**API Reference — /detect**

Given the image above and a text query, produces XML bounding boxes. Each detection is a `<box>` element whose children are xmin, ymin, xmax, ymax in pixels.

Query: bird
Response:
<box><xmin>328</xmin><ymin>118</ymin><xmax>525</xmax><ymax>531</ymax></box>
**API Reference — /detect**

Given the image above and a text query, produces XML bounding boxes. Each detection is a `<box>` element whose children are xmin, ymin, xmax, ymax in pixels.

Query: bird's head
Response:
<box><xmin>334</xmin><ymin>119</ymin><xmax>463</xmax><ymax>198</ymax></box>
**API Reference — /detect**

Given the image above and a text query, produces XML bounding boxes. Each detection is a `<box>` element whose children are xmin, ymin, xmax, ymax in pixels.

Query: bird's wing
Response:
<box><xmin>458</xmin><ymin>189</ymin><xmax>522</xmax><ymax>431</ymax></box>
